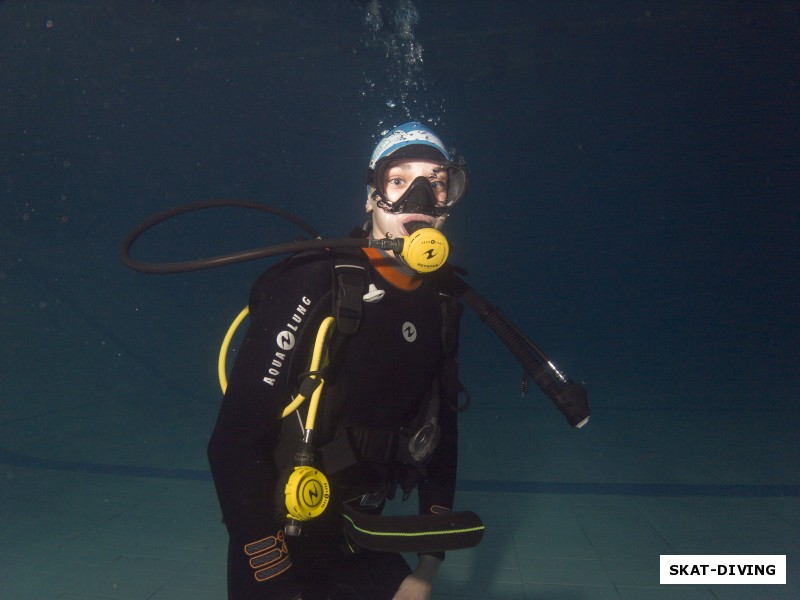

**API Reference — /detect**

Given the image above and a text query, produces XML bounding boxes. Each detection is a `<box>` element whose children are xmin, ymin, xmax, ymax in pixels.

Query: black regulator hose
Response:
<box><xmin>120</xmin><ymin>200</ymin><xmax>392</xmax><ymax>274</ymax></box>
<box><xmin>447</xmin><ymin>274</ymin><xmax>590</xmax><ymax>428</ymax></box>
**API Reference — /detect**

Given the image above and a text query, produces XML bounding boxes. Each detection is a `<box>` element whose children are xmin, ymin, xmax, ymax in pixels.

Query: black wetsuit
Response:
<box><xmin>207</xmin><ymin>248</ymin><xmax>460</xmax><ymax>600</ymax></box>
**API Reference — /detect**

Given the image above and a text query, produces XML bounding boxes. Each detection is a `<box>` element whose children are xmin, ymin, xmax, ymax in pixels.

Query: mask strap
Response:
<box><xmin>371</xmin><ymin>188</ymin><xmax>396</xmax><ymax>214</ymax></box>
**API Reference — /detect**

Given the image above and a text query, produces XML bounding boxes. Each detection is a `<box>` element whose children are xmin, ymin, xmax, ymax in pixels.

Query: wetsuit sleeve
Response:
<box><xmin>207</xmin><ymin>255</ymin><xmax>332</xmax><ymax>599</ymax></box>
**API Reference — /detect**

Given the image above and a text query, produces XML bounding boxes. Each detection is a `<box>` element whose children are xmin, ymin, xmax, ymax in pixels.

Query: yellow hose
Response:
<box><xmin>218</xmin><ymin>306</ymin><xmax>250</xmax><ymax>394</ymax></box>
<box><xmin>218</xmin><ymin>307</ymin><xmax>335</xmax><ymax>426</ymax></box>
<box><xmin>300</xmin><ymin>316</ymin><xmax>335</xmax><ymax>428</ymax></box>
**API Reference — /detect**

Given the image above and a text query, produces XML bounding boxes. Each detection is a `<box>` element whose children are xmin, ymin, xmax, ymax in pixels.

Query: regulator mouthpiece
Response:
<box><xmin>368</xmin><ymin>227</ymin><xmax>449</xmax><ymax>273</ymax></box>
<box><xmin>401</xmin><ymin>227</ymin><xmax>449</xmax><ymax>273</ymax></box>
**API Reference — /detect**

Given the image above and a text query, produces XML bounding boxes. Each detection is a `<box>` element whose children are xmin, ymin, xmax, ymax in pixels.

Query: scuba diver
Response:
<box><xmin>120</xmin><ymin>120</ymin><xmax>589</xmax><ymax>600</ymax></box>
<box><xmin>207</xmin><ymin>122</ymin><xmax>473</xmax><ymax>600</ymax></box>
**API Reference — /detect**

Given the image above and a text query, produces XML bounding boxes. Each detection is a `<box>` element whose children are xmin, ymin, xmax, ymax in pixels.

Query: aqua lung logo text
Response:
<box><xmin>263</xmin><ymin>296</ymin><xmax>312</xmax><ymax>386</ymax></box>
<box><xmin>402</xmin><ymin>321</ymin><xmax>417</xmax><ymax>342</ymax></box>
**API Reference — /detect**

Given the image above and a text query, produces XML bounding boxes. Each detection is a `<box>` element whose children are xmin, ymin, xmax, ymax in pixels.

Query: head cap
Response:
<box><xmin>369</xmin><ymin>122</ymin><xmax>449</xmax><ymax>170</ymax></box>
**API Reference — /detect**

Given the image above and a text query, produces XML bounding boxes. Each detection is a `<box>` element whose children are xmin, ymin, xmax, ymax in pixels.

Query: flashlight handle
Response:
<box><xmin>449</xmin><ymin>277</ymin><xmax>590</xmax><ymax>428</ymax></box>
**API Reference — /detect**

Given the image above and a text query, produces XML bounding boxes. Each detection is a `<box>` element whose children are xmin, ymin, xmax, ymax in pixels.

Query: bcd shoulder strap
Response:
<box><xmin>334</xmin><ymin>256</ymin><xmax>368</xmax><ymax>335</ymax></box>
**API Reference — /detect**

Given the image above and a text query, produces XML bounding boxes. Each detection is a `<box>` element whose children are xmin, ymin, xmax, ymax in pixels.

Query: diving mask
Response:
<box><xmin>371</xmin><ymin>175</ymin><xmax>448</xmax><ymax>217</ymax></box>
<box><xmin>367</xmin><ymin>149</ymin><xmax>468</xmax><ymax>216</ymax></box>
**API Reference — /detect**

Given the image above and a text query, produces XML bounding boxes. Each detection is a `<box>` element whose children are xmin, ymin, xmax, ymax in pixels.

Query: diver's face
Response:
<box><xmin>366</xmin><ymin>159</ymin><xmax>449</xmax><ymax>240</ymax></box>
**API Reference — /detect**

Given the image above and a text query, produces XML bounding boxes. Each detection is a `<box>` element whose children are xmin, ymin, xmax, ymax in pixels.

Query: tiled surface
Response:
<box><xmin>1</xmin><ymin>289</ymin><xmax>798</xmax><ymax>600</ymax></box>
<box><xmin>1</xmin><ymin>399</ymin><xmax>797</xmax><ymax>599</ymax></box>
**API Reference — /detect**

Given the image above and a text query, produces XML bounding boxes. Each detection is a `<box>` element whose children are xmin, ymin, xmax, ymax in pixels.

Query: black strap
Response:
<box><xmin>334</xmin><ymin>259</ymin><xmax>368</xmax><ymax>335</ymax></box>
<box><xmin>439</xmin><ymin>293</ymin><xmax>470</xmax><ymax>412</ymax></box>
<box><xmin>318</xmin><ymin>427</ymin><xmax>401</xmax><ymax>476</ymax></box>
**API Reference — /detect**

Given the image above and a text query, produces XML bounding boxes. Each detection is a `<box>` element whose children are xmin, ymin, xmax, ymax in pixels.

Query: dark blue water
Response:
<box><xmin>1</xmin><ymin>1</ymin><xmax>798</xmax><ymax>476</ymax></box>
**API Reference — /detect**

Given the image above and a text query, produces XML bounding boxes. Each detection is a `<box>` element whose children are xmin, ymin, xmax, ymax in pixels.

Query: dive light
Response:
<box><xmin>447</xmin><ymin>279</ymin><xmax>591</xmax><ymax>428</ymax></box>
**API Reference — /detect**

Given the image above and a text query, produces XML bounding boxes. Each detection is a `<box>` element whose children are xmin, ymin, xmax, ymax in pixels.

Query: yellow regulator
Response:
<box><xmin>284</xmin><ymin>466</ymin><xmax>331</xmax><ymax>521</ymax></box>
<box><xmin>400</xmin><ymin>228</ymin><xmax>449</xmax><ymax>273</ymax></box>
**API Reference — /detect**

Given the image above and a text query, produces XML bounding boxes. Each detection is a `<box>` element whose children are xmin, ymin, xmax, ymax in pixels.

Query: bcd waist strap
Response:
<box><xmin>341</xmin><ymin>501</ymin><xmax>484</xmax><ymax>553</ymax></box>
<box><xmin>318</xmin><ymin>426</ymin><xmax>417</xmax><ymax>475</ymax></box>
